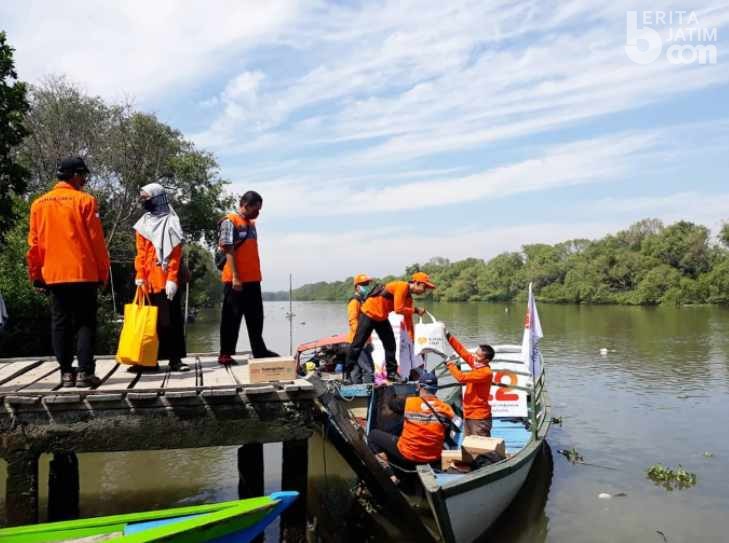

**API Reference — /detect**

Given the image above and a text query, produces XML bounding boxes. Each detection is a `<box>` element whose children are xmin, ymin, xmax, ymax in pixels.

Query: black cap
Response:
<box><xmin>57</xmin><ymin>156</ymin><xmax>90</xmax><ymax>177</ymax></box>
<box><xmin>419</xmin><ymin>370</ymin><xmax>438</xmax><ymax>392</ymax></box>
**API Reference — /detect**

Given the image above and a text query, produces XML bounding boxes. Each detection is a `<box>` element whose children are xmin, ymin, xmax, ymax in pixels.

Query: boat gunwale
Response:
<box><xmin>0</xmin><ymin>497</ymin><xmax>276</xmax><ymax>537</ymax></box>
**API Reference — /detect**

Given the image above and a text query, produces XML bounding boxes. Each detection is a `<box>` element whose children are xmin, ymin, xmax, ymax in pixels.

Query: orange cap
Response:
<box><xmin>411</xmin><ymin>271</ymin><xmax>436</xmax><ymax>289</ymax></box>
<box><xmin>353</xmin><ymin>273</ymin><xmax>372</xmax><ymax>286</ymax></box>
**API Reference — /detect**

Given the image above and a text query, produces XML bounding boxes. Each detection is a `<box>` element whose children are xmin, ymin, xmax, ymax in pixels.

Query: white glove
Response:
<box><xmin>135</xmin><ymin>279</ymin><xmax>145</xmax><ymax>287</ymax></box>
<box><xmin>165</xmin><ymin>280</ymin><xmax>178</xmax><ymax>301</ymax></box>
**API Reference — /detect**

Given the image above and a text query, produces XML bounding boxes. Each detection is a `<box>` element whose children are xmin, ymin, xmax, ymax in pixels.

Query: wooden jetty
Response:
<box><xmin>0</xmin><ymin>352</ymin><xmax>315</xmax><ymax>539</ymax></box>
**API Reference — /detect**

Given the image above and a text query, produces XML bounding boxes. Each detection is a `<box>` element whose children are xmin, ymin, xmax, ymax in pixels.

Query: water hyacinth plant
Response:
<box><xmin>647</xmin><ymin>464</ymin><xmax>697</xmax><ymax>490</ymax></box>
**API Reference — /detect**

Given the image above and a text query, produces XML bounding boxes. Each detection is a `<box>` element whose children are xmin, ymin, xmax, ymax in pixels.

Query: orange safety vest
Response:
<box><xmin>361</xmin><ymin>281</ymin><xmax>415</xmax><ymax>339</ymax></box>
<box><xmin>134</xmin><ymin>233</ymin><xmax>182</xmax><ymax>294</ymax></box>
<box><xmin>397</xmin><ymin>395</ymin><xmax>454</xmax><ymax>463</ymax></box>
<box><xmin>27</xmin><ymin>182</ymin><xmax>109</xmax><ymax>285</ymax></box>
<box><xmin>219</xmin><ymin>213</ymin><xmax>262</xmax><ymax>283</ymax></box>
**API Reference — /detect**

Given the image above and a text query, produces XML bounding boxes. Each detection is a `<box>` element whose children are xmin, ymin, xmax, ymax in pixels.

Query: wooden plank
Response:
<box><xmin>244</xmin><ymin>385</ymin><xmax>275</xmax><ymax>395</ymax></box>
<box><xmin>131</xmin><ymin>365</ymin><xmax>168</xmax><ymax>391</ymax></box>
<box><xmin>227</xmin><ymin>361</ymin><xmax>251</xmax><ymax>386</ymax></box>
<box><xmin>44</xmin><ymin>394</ymin><xmax>82</xmax><ymax>405</ymax></box>
<box><xmin>199</xmin><ymin>357</ymin><xmax>238</xmax><ymax>388</ymax></box>
<box><xmin>0</xmin><ymin>360</ymin><xmax>44</xmax><ymax>387</ymax></box>
<box><xmin>5</xmin><ymin>395</ymin><xmax>40</xmax><ymax>405</ymax></box>
<box><xmin>127</xmin><ymin>392</ymin><xmax>159</xmax><ymax>401</ymax></box>
<box><xmin>163</xmin><ymin>356</ymin><xmax>199</xmax><ymax>392</ymax></box>
<box><xmin>18</xmin><ymin>364</ymin><xmax>62</xmax><ymax>393</ymax></box>
<box><xmin>95</xmin><ymin>362</ymin><xmax>137</xmax><ymax>391</ymax></box>
<box><xmin>85</xmin><ymin>393</ymin><xmax>124</xmax><ymax>402</ymax></box>
<box><xmin>4</xmin><ymin>362</ymin><xmax>58</xmax><ymax>393</ymax></box>
<box><xmin>200</xmin><ymin>388</ymin><xmax>238</xmax><ymax>398</ymax></box>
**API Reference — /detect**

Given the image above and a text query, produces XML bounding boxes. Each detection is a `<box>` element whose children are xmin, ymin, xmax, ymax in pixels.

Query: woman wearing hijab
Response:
<box><xmin>133</xmin><ymin>182</ymin><xmax>190</xmax><ymax>372</ymax></box>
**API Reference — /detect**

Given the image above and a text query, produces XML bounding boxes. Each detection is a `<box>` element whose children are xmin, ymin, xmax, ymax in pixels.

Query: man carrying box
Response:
<box><xmin>445</xmin><ymin>330</ymin><xmax>494</xmax><ymax>437</ymax></box>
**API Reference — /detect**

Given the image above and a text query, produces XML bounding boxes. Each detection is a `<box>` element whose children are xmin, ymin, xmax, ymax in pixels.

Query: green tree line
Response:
<box><xmin>267</xmin><ymin>218</ymin><xmax>729</xmax><ymax>305</ymax></box>
<box><xmin>0</xmin><ymin>32</ymin><xmax>231</xmax><ymax>355</ymax></box>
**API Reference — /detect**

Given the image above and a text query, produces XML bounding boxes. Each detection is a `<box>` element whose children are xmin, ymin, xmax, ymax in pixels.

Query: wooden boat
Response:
<box><xmin>0</xmin><ymin>491</ymin><xmax>298</xmax><ymax>543</ymax></box>
<box><xmin>298</xmin><ymin>285</ymin><xmax>550</xmax><ymax>542</ymax></box>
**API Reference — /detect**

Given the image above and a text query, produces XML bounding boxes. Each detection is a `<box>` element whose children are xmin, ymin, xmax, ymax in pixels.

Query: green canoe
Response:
<box><xmin>0</xmin><ymin>491</ymin><xmax>298</xmax><ymax>542</ymax></box>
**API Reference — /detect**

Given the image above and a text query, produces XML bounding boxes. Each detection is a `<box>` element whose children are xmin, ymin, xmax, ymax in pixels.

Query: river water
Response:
<box><xmin>3</xmin><ymin>301</ymin><xmax>729</xmax><ymax>542</ymax></box>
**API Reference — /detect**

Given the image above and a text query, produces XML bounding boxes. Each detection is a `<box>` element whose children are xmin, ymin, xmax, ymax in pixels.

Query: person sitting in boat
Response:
<box><xmin>345</xmin><ymin>272</ymin><xmax>436</xmax><ymax>383</ymax></box>
<box><xmin>345</xmin><ymin>274</ymin><xmax>375</xmax><ymax>384</ymax></box>
<box><xmin>133</xmin><ymin>182</ymin><xmax>190</xmax><ymax>372</ymax></box>
<box><xmin>367</xmin><ymin>370</ymin><xmax>454</xmax><ymax>484</ymax></box>
<box><xmin>444</xmin><ymin>330</ymin><xmax>494</xmax><ymax>436</ymax></box>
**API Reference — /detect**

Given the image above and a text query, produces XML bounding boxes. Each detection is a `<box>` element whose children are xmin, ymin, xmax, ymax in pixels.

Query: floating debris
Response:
<box><xmin>704</xmin><ymin>452</ymin><xmax>714</xmax><ymax>458</ymax></box>
<box><xmin>558</xmin><ymin>448</ymin><xmax>584</xmax><ymax>464</ymax></box>
<box><xmin>599</xmin><ymin>348</ymin><xmax>608</xmax><ymax>355</ymax></box>
<box><xmin>551</xmin><ymin>416</ymin><xmax>563</xmax><ymax>425</ymax></box>
<box><xmin>647</xmin><ymin>464</ymin><xmax>697</xmax><ymax>490</ymax></box>
<box><xmin>598</xmin><ymin>491</ymin><xmax>627</xmax><ymax>499</ymax></box>
<box><xmin>656</xmin><ymin>529</ymin><xmax>668</xmax><ymax>542</ymax></box>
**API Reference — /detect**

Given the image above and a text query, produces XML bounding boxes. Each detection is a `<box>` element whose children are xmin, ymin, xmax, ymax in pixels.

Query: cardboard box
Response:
<box><xmin>461</xmin><ymin>435</ymin><xmax>506</xmax><ymax>462</ymax></box>
<box><xmin>441</xmin><ymin>449</ymin><xmax>463</xmax><ymax>470</ymax></box>
<box><xmin>248</xmin><ymin>357</ymin><xmax>297</xmax><ymax>383</ymax></box>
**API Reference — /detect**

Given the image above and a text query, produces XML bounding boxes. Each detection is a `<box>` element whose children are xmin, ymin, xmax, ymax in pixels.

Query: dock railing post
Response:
<box><xmin>5</xmin><ymin>450</ymin><xmax>40</xmax><ymax>526</ymax></box>
<box><xmin>48</xmin><ymin>451</ymin><xmax>80</xmax><ymax>521</ymax></box>
<box><xmin>280</xmin><ymin>439</ymin><xmax>308</xmax><ymax>542</ymax></box>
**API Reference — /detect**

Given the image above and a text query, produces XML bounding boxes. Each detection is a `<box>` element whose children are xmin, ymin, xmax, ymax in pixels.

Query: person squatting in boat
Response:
<box><xmin>367</xmin><ymin>370</ymin><xmax>454</xmax><ymax>484</ymax></box>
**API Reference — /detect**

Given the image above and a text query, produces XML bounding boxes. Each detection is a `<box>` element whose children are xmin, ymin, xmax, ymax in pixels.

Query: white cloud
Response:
<box><xmin>1</xmin><ymin>1</ymin><xmax>299</xmax><ymax>103</ymax></box>
<box><xmin>235</xmin><ymin>129</ymin><xmax>662</xmax><ymax>217</ymax></box>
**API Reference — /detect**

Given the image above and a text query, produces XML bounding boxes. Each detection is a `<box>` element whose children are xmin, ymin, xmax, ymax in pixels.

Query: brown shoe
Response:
<box><xmin>61</xmin><ymin>371</ymin><xmax>77</xmax><ymax>388</ymax></box>
<box><xmin>76</xmin><ymin>372</ymin><xmax>101</xmax><ymax>388</ymax></box>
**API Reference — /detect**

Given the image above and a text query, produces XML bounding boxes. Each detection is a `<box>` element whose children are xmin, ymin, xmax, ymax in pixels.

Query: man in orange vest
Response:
<box><xmin>368</xmin><ymin>370</ymin><xmax>454</xmax><ymax>483</ymax></box>
<box><xmin>217</xmin><ymin>191</ymin><xmax>278</xmax><ymax>365</ymax></box>
<box><xmin>346</xmin><ymin>273</ymin><xmax>374</xmax><ymax>383</ymax></box>
<box><xmin>345</xmin><ymin>271</ymin><xmax>436</xmax><ymax>383</ymax></box>
<box><xmin>445</xmin><ymin>331</ymin><xmax>494</xmax><ymax>436</ymax></box>
<box><xmin>27</xmin><ymin>157</ymin><xmax>109</xmax><ymax>388</ymax></box>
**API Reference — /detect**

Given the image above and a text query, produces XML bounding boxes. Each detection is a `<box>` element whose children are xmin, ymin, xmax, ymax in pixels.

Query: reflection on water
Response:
<box><xmin>2</xmin><ymin>302</ymin><xmax>729</xmax><ymax>542</ymax></box>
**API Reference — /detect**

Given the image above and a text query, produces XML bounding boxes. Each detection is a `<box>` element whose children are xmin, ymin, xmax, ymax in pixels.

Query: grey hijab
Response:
<box><xmin>133</xmin><ymin>183</ymin><xmax>184</xmax><ymax>270</ymax></box>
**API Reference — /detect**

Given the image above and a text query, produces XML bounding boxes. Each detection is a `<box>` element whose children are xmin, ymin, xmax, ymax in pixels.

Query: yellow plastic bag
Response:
<box><xmin>116</xmin><ymin>287</ymin><xmax>159</xmax><ymax>366</ymax></box>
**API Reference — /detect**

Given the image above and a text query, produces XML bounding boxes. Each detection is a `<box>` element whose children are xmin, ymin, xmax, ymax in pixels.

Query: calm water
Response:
<box><xmin>3</xmin><ymin>302</ymin><xmax>729</xmax><ymax>542</ymax></box>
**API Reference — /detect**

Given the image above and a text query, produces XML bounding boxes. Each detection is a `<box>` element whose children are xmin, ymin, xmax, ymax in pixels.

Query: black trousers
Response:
<box><xmin>368</xmin><ymin>429</ymin><xmax>416</xmax><ymax>476</ymax></box>
<box><xmin>149</xmin><ymin>290</ymin><xmax>187</xmax><ymax>362</ymax></box>
<box><xmin>220</xmin><ymin>282</ymin><xmax>270</xmax><ymax>358</ymax></box>
<box><xmin>349</xmin><ymin>345</ymin><xmax>374</xmax><ymax>384</ymax></box>
<box><xmin>345</xmin><ymin>314</ymin><xmax>396</xmax><ymax>375</ymax></box>
<box><xmin>49</xmin><ymin>283</ymin><xmax>97</xmax><ymax>374</ymax></box>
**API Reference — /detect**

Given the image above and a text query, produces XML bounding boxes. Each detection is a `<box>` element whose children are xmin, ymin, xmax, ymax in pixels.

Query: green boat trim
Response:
<box><xmin>0</xmin><ymin>496</ymin><xmax>277</xmax><ymax>543</ymax></box>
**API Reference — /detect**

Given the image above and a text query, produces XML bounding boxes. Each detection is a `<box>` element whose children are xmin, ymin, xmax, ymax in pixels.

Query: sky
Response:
<box><xmin>2</xmin><ymin>0</ymin><xmax>728</xmax><ymax>290</ymax></box>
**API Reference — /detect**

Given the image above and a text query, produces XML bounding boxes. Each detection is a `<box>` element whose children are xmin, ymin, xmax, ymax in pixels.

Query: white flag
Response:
<box><xmin>521</xmin><ymin>283</ymin><xmax>544</xmax><ymax>377</ymax></box>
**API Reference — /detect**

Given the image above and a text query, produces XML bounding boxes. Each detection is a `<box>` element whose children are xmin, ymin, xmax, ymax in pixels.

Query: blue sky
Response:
<box><xmin>2</xmin><ymin>1</ymin><xmax>728</xmax><ymax>289</ymax></box>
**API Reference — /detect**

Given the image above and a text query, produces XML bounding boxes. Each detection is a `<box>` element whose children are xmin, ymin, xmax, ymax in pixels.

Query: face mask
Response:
<box><xmin>357</xmin><ymin>284</ymin><xmax>371</xmax><ymax>297</ymax></box>
<box><xmin>142</xmin><ymin>193</ymin><xmax>169</xmax><ymax>215</ymax></box>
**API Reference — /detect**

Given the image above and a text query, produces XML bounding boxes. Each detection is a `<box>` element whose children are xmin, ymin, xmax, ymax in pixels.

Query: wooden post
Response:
<box><xmin>280</xmin><ymin>439</ymin><xmax>308</xmax><ymax>542</ymax></box>
<box><xmin>238</xmin><ymin>443</ymin><xmax>265</xmax><ymax>542</ymax></box>
<box><xmin>48</xmin><ymin>452</ymin><xmax>80</xmax><ymax>521</ymax></box>
<box><xmin>5</xmin><ymin>450</ymin><xmax>39</xmax><ymax>526</ymax></box>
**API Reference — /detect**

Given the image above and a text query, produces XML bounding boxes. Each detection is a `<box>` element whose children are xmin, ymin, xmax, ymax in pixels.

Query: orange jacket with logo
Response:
<box><xmin>361</xmin><ymin>280</ymin><xmax>415</xmax><ymax>339</ymax></box>
<box><xmin>219</xmin><ymin>213</ymin><xmax>262</xmax><ymax>283</ymax></box>
<box><xmin>397</xmin><ymin>395</ymin><xmax>454</xmax><ymax>463</ymax></box>
<box><xmin>27</xmin><ymin>182</ymin><xmax>109</xmax><ymax>285</ymax></box>
<box><xmin>134</xmin><ymin>233</ymin><xmax>182</xmax><ymax>294</ymax></box>
<box><xmin>447</xmin><ymin>335</ymin><xmax>493</xmax><ymax>420</ymax></box>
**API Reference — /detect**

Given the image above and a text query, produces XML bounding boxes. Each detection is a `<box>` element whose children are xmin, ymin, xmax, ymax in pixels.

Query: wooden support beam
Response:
<box><xmin>280</xmin><ymin>439</ymin><xmax>308</xmax><ymax>542</ymax></box>
<box><xmin>5</xmin><ymin>450</ymin><xmax>39</xmax><ymax>526</ymax></box>
<box><xmin>238</xmin><ymin>443</ymin><xmax>265</xmax><ymax>543</ymax></box>
<box><xmin>48</xmin><ymin>452</ymin><xmax>80</xmax><ymax>521</ymax></box>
